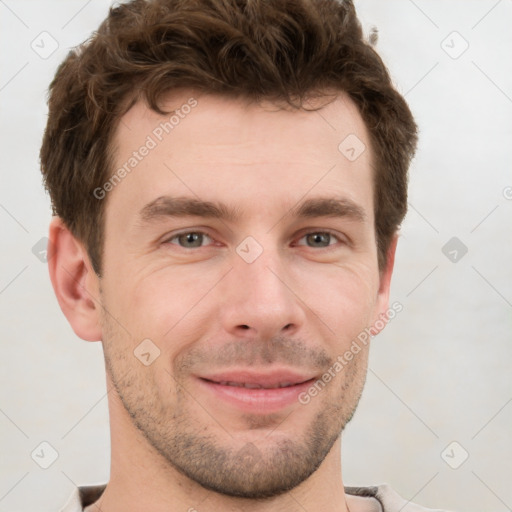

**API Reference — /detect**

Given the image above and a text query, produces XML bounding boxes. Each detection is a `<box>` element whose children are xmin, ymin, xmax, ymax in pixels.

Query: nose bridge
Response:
<box><xmin>220</xmin><ymin>235</ymin><xmax>303</xmax><ymax>336</ymax></box>
<box><xmin>241</xmin><ymin>256</ymin><xmax>288</xmax><ymax>308</ymax></box>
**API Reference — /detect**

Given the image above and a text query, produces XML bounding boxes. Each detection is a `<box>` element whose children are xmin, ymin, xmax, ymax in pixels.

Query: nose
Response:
<box><xmin>218</xmin><ymin>245</ymin><xmax>305</xmax><ymax>340</ymax></box>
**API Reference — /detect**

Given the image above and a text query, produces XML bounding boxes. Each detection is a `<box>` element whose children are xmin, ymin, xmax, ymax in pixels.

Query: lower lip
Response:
<box><xmin>196</xmin><ymin>378</ymin><xmax>316</xmax><ymax>414</ymax></box>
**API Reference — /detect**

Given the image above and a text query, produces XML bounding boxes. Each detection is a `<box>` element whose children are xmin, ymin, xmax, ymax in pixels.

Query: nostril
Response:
<box><xmin>240</xmin><ymin>325</ymin><xmax>250</xmax><ymax>329</ymax></box>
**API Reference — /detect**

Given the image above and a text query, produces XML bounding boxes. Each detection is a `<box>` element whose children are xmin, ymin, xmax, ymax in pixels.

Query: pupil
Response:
<box><xmin>181</xmin><ymin>233</ymin><xmax>201</xmax><ymax>247</ymax></box>
<box><xmin>308</xmin><ymin>233</ymin><xmax>329</xmax><ymax>247</ymax></box>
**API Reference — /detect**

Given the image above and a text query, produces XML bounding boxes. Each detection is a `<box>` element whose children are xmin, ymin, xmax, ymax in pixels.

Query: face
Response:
<box><xmin>98</xmin><ymin>91</ymin><xmax>391</xmax><ymax>498</ymax></box>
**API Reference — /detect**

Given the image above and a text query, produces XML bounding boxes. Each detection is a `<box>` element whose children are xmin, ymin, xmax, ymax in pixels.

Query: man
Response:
<box><xmin>40</xmin><ymin>0</ymin><xmax>450</xmax><ymax>510</ymax></box>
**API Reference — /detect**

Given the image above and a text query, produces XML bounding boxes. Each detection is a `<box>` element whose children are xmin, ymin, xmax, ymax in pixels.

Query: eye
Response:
<box><xmin>163</xmin><ymin>230</ymin><xmax>344</xmax><ymax>250</ymax></box>
<box><xmin>166</xmin><ymin>231</ymin><xmax>213</xmax><ymax>249</ymax></box>
<box><xmin>296</xmin><ymin>231</ymin><xmax>343</xmax><ymax>248</ymax></box>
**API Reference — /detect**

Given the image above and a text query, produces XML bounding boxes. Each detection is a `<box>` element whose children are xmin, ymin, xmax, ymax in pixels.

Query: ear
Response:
<box><xmin>47</xmin><ymin>217</ymin><xmax>103</xmax><ymax>341</ymax></box>
<box><xmin>370</xmin><ymin>234</ymin><xmax>398</xmax><ymax>336</ymax></box>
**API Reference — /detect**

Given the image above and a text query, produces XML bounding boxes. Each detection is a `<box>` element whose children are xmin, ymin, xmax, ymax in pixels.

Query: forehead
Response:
<box><xmin>107</xmin><ymin>91</ymin><xmax>374</xmax><ymax>223</ymax></box>
<box><xmin>117</xmin><ymin>90</ymin><xmax>369</xmax><ymax>156</ymax></box>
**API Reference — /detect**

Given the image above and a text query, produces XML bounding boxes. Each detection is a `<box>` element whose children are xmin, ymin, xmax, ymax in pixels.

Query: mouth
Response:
<box><xmin>202</xmin><ymin>380</ymin><xmax>303</xmax><ymax>389</ymax></box>
<box><xmin>195</xmin><ymin>369</ymin><xmax>317</xmax><ymax>413</ymax></box>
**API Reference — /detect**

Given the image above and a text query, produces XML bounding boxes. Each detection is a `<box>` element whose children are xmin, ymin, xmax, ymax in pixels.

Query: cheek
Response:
<box><xmin>114</xmin><ymin>265</ymin><xmax>220</xmax><ymax>341</ymax></box>
<box><xmin>297</xmin><ymin>263</ymin><xmax>378</xmax><ymax>340</ymax></box>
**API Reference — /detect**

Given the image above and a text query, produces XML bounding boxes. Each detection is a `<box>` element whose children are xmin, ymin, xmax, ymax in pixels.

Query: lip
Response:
<box><xmin>195</xmin><ymin>369</ymin><xmax>317</xmax><ymax>414</ymax></box>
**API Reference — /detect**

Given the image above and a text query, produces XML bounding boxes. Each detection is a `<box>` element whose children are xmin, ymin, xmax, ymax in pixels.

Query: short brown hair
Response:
<box><xmin>40</xmin><ymin>0</ymin><xmax>417</xmax><ymax>276</ymax></box>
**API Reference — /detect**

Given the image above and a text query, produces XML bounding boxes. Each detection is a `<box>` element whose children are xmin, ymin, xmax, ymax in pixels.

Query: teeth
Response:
<box><xmin>243</xmin><ymin>382</ymin><xmax>263</xmax><ymax>389</ymax></box>
<box><xmin>217</xmin><ymin>380</ymin><xmax>295</xmax><ymax>389</ymax></box>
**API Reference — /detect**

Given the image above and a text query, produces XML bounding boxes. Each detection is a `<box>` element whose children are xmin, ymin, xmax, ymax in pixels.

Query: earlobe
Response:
<box><xmin>48</xmin><ymin>217</ymin><xmax>103</xmax><ymax>342</ymax></box>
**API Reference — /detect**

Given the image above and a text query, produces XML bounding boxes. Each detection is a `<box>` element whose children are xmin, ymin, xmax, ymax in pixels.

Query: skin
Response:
<box><xmin>49</xmin><ymin>90</ymin><xmax>397</xmax><ymax>512</ymax></box>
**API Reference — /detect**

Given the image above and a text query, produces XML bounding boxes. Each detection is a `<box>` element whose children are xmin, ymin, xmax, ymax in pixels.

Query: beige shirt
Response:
<box><xmin>60</xmin><ymin>483</ymin><xmax>452</xmax><ymax>512</ymax></box>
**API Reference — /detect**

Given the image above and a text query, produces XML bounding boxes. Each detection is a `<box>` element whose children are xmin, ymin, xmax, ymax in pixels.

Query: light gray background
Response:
<box><xmin>1</xmin><ymin>1</ymin><xmax>511</xmax><ymax>511</ymax></box>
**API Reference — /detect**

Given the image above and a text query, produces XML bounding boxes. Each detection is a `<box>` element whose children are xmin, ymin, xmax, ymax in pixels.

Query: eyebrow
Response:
<box><xmin>138</xmin><ymin>195</ymin><xmax>366</xmax><ymax>224</ymax></box>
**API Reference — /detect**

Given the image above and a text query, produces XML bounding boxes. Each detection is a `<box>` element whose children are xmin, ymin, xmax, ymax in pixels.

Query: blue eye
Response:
<box><xmin>167</xmin><ymin>231</ymin><xmax>212</xmax><ymax>248</ymax></box>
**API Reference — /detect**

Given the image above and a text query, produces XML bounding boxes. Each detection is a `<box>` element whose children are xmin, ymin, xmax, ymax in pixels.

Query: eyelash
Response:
<box><xmin>164</xmin><ymin>229</ymin><xmax>346</xmax><ymax>250</ymax></box>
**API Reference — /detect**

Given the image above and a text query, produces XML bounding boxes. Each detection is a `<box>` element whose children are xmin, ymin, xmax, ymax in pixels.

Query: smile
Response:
<box><xmin>196</xmin><ymin>371</ymin><xmax>317</xmax><ymax>414</ymax></box>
